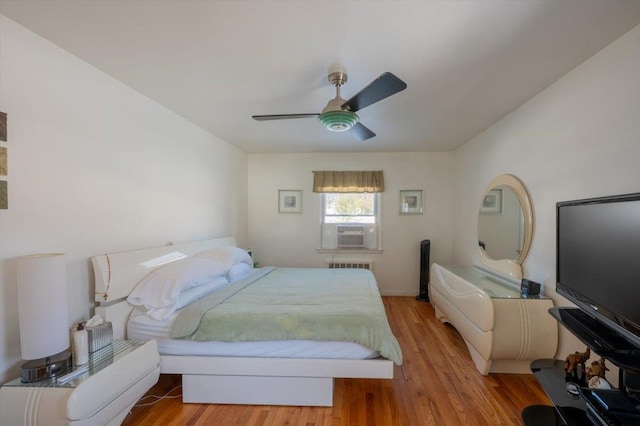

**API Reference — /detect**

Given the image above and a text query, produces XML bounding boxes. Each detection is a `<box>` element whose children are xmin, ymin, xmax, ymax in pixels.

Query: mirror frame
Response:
<box><xmin>478</xmin><ymin>174</ymin><xmax>534</xmax><ymax>280</ymax></box>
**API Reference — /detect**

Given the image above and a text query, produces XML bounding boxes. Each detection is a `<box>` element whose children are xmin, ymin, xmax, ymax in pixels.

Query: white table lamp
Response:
<box><xmin>17</xmin><ymin>253</ymin><xmax>72</xmax><ymax>382</ymax></box>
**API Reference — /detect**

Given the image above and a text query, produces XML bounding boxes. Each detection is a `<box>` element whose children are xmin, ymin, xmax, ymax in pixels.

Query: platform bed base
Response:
<box><xmin>183</xmin><ymin>375</ymin><xmax>334</xmax><ymax>406</ymax></box>
<box><xmin>160</xmin><ymin>355</ymin><xmax>394</xmax><ymax>406</ymax></box>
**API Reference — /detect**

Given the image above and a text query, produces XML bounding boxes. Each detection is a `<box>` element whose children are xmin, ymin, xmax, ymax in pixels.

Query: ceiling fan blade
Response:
<box><xmin>252</xmin><ymin>113</ymin><xmax>319</xmax><ymax>121</ymax></box>
<box><xmin>350</xmin><ymin>122</ymin><xmax>376</xmax><ymax>141</ymax></box>
<box><xmin>341</xmin><ymin>72</ymin><xmax>407</xmax><ymax>112</ymax></box>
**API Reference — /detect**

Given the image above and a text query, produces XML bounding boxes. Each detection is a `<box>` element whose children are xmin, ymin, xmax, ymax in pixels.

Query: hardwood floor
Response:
<box><xmin>122</xmin><ymin>297</ymin><xmax>551</xmax><ymax>425</ymax></box>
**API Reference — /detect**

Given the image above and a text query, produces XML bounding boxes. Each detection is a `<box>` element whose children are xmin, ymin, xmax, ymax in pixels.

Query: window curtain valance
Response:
<box><xmin>312</xmin><ymin>171</ymin><xmax>384</xmax><ymax>193</ymax></box>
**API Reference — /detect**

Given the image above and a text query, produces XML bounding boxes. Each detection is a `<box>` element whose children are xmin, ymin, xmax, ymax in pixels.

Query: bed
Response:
<box><xmin>91</xmin><ymin>236</ymin><xmax>401</xmax><ymax>406</ymax></box>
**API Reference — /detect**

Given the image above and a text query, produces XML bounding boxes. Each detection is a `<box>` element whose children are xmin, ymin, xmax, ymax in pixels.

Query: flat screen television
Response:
<box><xmin>556</xmin><ymin>192</ymin><xmax>640</xmax><ymax>349</ymax></box>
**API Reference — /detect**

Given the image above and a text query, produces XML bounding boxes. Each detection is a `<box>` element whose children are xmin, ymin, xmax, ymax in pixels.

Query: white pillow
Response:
<box><xmin>143</xmin><ymin>276</ymin><xmax>230</xmax><ymax>320</ymax></box>
<box><xmin>228</xmin><ymin>262</ymin><xmax>252</xmax><ymax>282</ymax></box>
<box><xmin>195</xmin><ymin>246</ymin><xmax>252</xmax><ymax>267</ymax></box>
<box><xmin>127</xmin><ymin>257</ymin><xmax>229</xmax><ymax>313</ymax></box>
<box><xmin>175</xmin><ymin>276</ymin><xmax>230</xmax><ymax>309</ymax></box>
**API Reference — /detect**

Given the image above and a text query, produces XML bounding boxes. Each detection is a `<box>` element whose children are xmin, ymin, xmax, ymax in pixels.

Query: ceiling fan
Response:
<box><xmin>252</xmin><ymin>71</ymin><xmax>407</xmax><ymax>141</ymax></box>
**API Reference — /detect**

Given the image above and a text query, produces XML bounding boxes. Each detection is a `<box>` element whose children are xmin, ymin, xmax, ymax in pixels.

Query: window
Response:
<box><xmin>319</xmin><ymin>193</ymin><xmax>381</xmax><ymax>250</ymax></box>
<box><xmin>313</xmin><ymin>171</ymin><xmax>384</xmax><ymax>251</ymax></box>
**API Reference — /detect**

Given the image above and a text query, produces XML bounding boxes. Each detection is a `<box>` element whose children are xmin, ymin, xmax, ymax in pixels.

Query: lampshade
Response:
<box><xmin>17</xmin><ymin>253</ymin><xmax>71</xmax><ymax>381</ymax></box>
<box><xmin>318</xmin><ymin>110</ymin><xmax>359</xmax><ymax>132</ymax></box>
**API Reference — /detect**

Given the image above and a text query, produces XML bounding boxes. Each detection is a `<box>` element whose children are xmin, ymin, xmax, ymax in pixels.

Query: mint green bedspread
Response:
<box><xmin>170</xmin><ymin>267</ymin><xmax>402</xmax><ymax>364</ymax></box>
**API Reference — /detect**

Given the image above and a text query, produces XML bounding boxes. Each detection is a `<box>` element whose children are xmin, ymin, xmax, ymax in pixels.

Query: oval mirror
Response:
<box><xmin>477</xmin><ymin>174</ymin><xmax>533</xmax><ymax>280</ymax></box>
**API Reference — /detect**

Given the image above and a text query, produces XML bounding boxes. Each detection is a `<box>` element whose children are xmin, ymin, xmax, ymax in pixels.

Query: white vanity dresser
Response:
<box><xmin>431</xmin><ymin>174</ymin><xmax>558</xmax><ymax>375</ymax></box>
<box><xmin>431</xmin><ymin>263</ymin><xmax>557</xmax><ymax>375</ymax></box>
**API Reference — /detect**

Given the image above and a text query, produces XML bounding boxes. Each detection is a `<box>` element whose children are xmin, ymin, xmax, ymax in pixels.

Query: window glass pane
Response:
<box><xmin>325</xmin><ymin>216</ymin><xmax>376</xmax><ymax>223</ymax></box>
<box><xmin>323</xmin><ymin>193</ymin><xmax>376</xmax><ymax>224</ymax></box>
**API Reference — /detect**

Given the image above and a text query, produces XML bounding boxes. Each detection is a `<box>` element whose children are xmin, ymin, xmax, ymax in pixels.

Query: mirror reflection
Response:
<box><xmin>478</xmin><ymin>186</ymin><xmax>525</xmax><ymax>262</ymax></box>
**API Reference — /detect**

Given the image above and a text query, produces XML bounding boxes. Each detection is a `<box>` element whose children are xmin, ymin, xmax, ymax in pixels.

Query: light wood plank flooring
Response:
<box><xmin>122</xmin><ymin>296</ymin><xmax>551</xmax><ymax>425</ymax></box>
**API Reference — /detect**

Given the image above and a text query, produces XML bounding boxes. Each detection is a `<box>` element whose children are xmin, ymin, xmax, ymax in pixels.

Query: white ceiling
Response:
<box><xmin>1</xmin><ymin>1</ymin><xmax>639</xmax><ymax>153</ymax></box>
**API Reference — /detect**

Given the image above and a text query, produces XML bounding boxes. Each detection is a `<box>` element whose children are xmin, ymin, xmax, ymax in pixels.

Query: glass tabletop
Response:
<box><xmin>2</xmin><ymin>340</ymin><xmax>145</xmax><ymax>388</ymax></box>
<box><xmin>439</xmin><ymin>264</ymin><xmax>530</xmax><ymax>299</ymax></box>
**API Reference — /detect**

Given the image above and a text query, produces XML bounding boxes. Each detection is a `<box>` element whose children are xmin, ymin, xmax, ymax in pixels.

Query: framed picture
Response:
<box><xmin>278</xmin><ymin>190</ymin><xmax>302</xmax><ymax>213</ymax></box>
<box><xmin>481</xmin><ymin>188</ymin><xmax>503</xmax><ymax>214</ymax></box>
<box><xmin>400</xmin><ymin>190</ymin><xmax>423</xmax><ymax>214</ymax></box>
<box><xmin>0</xmin><ymin>111</ymin><xmax>6</xmax><ymax>142</ymax></box>
<box><xmin>0</xmin><ymin>147</ymin><xmax>6</xmax><ymax>176</ymax></box>
<box><xmin>0</xmin><ymin>180</ymin><xmax>7</xmax><ymax>209</ymax></box>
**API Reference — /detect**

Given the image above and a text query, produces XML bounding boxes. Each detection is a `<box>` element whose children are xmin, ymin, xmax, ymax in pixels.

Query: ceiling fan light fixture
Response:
<box><xmin>318</xmin><ymin>110</ymin><xmax>359</xmax><ymax>132</ymax></box>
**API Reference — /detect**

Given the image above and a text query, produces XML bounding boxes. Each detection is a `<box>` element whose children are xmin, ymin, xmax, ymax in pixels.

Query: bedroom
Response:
<box><xmin>0</xmin><ymin>1</ymin><xmax>639</xmax><ymax>425</ymax></box>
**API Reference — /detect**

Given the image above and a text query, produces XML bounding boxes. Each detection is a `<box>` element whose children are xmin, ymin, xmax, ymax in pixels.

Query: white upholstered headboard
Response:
<box><xmin>92</xmin><ymin>236</ymin><xmax>237</xmax><ymax>339</ymax></box>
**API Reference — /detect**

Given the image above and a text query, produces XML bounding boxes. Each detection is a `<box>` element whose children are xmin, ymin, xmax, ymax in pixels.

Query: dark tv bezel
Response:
<box><xmin>556</xmin><ymin>192</ymin><xmax>640</xmax><ymax>349</ymax></box>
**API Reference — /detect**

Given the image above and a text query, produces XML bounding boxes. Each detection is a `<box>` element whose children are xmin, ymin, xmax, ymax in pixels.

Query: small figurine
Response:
<box><xmin>565</xmin><ymin>347</ymin><xmax>590</xmax><ymax>374</ymax></box>
<box><xmin>588</xmin><ymin>375</ymin><xmax>612</xmax><ymax>390</ymax></box>
<box><xmin>586</xmin><ymin>357</ymin><xmax>609</xmax><ymax>379</ymax></box>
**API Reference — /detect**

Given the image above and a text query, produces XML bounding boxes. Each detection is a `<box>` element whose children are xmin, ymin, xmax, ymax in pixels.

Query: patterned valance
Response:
<box><xmin>312</xmin><ymin>171</ymin><xmax>384</xmax><ymax>193</ymax></box>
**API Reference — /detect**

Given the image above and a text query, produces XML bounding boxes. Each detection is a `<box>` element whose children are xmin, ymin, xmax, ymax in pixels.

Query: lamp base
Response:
<box><xmin>21</xmin><ymin>349</ymin><xmax>72</xmax><ymax>383</ymax></box>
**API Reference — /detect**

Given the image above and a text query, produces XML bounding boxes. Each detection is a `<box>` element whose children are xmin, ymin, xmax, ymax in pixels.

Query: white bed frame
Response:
<box><xmin>91</xmin><ymin>236</ymin><xmax>394</xmax><ymax>406</ymax></box>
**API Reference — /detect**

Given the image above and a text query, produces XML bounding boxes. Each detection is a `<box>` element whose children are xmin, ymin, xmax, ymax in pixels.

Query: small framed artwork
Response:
<box><xmin>400</xmin><ymin>190</ymin><xmax>423</xmax><ymax>214</ymax></box>
<box><xmin>0</xmin><ymin>111</ymin><xmax>6</xmax><ymax>142</ymax></box>
<box><xmin>481</xmin><ymin>188</ymin><xmax>503</xmax><ymax>214</ymax></box>
<box><xmin>0</xmin><ymin>180</ymin><xmax>7</xmax><ymax>209</ymax></box>
<box><xmin>278</xmin><ymin>190</ymin><xmax>302</xmax><ymax>213</ymax></box>
<box><xmin>0</xmin><ymin>147</ymin><xmax>6</xmax><ymax>176</ymax></box>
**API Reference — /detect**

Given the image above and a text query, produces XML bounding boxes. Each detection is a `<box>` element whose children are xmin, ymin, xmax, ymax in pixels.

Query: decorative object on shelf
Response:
<box><xmin>587</xmin><ymin>357</ymin><xmax>609</xmax><ymax>379</ymax></box>
<box><xmin>564</xmin><ymin>347</ymin><xmax>590</xmax><ymax>386</ymax></box>
<box><xmin>399</xmin><ymin>190</ymin><xmax>423</xmax><ymax>214</ymax></box>
<box><xmin>17</xmin><ymin>253</ymin><xmax>71</xmax><ymax>382</ymax></box>
<box><xmin>480</xmin><ymin>188</ymin><xmax>503</xmax><ymax>214</ymax></box>
<box><xmin>278</xmin><ymin>189</ymin><xmax>302</xmax><ymax>213</ymax></box>
<box><xmin>565</xmin><ymin>347</ymin><xmax>590</xmax><ymax>374</ymax></box>
<box><xmin>588</xmin><ymin>375</ymin><xmax>612</xmax><ymax>390</ymax></box>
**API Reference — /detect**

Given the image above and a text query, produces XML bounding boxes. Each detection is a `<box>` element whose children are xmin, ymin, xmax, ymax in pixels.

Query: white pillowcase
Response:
<box><xmin>127</xmin><ymin>257</ymin><xmax>230</xmax><ymax>318</ymax></box>
<box><xmin>175</xmin><ymin>277</ymin><xmax>230</xmax><ymax>309</ymax></box>
<box><xmin>195</xmin><ymin>246</ymin><xmax>253</xmax><ymax>268</ymax></box>
<box><xmin>228</xmin><ymin>262</ymin><xmax>252</xmax><ymax>282</ymax></box>
<box><xmin>143</xmin><ymin>276</ymin><xmax>230</xmax><ymax>320</ymax></box>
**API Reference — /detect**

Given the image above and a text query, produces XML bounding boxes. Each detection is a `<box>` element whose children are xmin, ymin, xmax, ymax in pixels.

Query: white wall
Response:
<box><xmin>0</xmin><ymin>16</ymin><xmax>248</xmax><ymax>382</ymax></box>
<box><xmin>247</xmin><ymin>152</ymin><xmax>453</xmax><ymax>296</ymax></box>
<box><xmin>453</xmin><ymin>25</ymin><xmax>640</xmax><ymax>359</ymax></box>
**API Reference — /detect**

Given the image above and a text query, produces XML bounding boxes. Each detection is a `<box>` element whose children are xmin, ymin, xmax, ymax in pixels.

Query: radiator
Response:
<box><xmin>326</xmin><ymin>261</ymin><xmax>373</xmax><ymax>272</ymax></box>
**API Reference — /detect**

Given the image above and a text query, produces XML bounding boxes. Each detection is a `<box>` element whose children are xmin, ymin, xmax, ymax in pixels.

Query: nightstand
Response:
<box><xmin>1</xmin><ymin>340</ymin><xmax>160</xmax><ymax>426</ymax></box>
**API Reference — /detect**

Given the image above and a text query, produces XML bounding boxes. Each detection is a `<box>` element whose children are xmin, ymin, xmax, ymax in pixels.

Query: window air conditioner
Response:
<box><xmin>336</xmin><ymin>225</ymin><xmax>365</xmax><ymax>248</ymax></box>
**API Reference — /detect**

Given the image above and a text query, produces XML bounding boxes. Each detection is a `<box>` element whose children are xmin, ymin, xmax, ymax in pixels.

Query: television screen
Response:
<box><xmin>556</xmin><ymin>193</ymin><xmax>640</xmax><ymax>347</ymax></box>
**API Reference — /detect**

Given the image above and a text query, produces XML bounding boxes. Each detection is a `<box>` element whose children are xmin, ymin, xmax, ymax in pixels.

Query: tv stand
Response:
<box><xmin>550</xmin><ymin>308</ymin><xmax>640</xmax><ymax>375</ymax></box>
<box><xmin>527</xmin><ymin>308</ymin><xmax>640</xmax><ymax>425</ymax></box>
